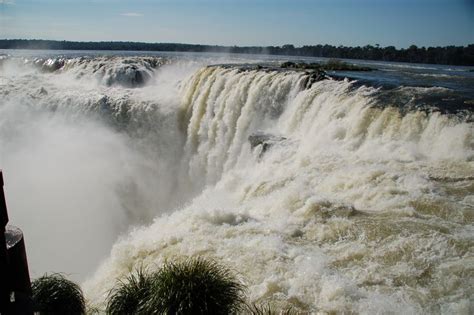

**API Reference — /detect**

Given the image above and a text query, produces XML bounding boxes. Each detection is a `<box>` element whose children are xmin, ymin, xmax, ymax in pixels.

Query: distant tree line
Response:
<box><xmin>1</xmin><ymin>39</ymin><xmax>473</xmax><ymax>66</ymax></box>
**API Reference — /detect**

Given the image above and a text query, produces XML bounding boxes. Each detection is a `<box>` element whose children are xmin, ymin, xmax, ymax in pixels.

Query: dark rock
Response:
<box><xmin>290</xmin><ymin>229</ymin><xmax>304</xmax><ymax>238</ymax></box>
<box><xmin>38</xmin><ymin>87</ymin><xmax>48</xmax><ymax>95</ymax></box>
<box><xmin>132</xmin><ymin>69</ymin><xmax>149</xmax><ymax>87</ymax></box>
<box><xmin>248</xmin><ymin>132</ymin><xmax>286</xmax><ymax>153</ymax></box>
<box><xmin>281</xmin><ymin>61</ymin><xmax>296</xmax><ymax>68</ymax></box>
<box><xmin>40</xmin><ymin>58</ymin><xmax>65</xmax><ymax>72</ymax></box>
<box><xmin>323</xmin><ymin>59</ymin><xmax>373</xmax><ymax>71</ymax></box>
<box><xmin>301</xmin><ymin>70</ymin><xmax>328</xmax><ymax>89</ymax></box>
<box><xmin>281</xmin><ymin>61</ymin><xmax>322</xmax><ymax>70</ymax></box>
<box><xmin>281</xmin><ymin>60</ymin><xmax>374</xmax><ymax>72</ymax></box>
<box><xmin>104</xmin><ymin>66</ymin><xmax>152</xmax><ymax>88</ymax></box>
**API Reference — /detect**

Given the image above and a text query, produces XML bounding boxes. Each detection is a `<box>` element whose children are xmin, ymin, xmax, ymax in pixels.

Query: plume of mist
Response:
<box><xmin>0</xmin><ymin>55</ymin><xmax>227</xmax><ymax>281</ymax></box>
<box><xmin>0</xmin><ymin>102</ymin><xmax>139</xmax><ymax>280</ymax></box>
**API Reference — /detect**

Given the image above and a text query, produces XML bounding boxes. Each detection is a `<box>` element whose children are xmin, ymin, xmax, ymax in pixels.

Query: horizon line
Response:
<box><xmin>1</xmin><ymin>39</ymin><xmax>473</xmax><ymax>50</ymax></box>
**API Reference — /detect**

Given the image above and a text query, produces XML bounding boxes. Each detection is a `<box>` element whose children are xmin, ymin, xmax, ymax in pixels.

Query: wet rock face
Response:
<box><xmin>37</xmin><ymin>87</ymin><xmax>48</xmax><ymax>95</ymax></box>
<box><xmin>281</xmin><ymin>60</ymin><xmax>374</xmax><ymax>72</ymax></box>
<box><xmin>301</xmin><ymin>70</ymin><xmax>328</xmax><ymax>89</ymax></box>
<box><xmin>213</xmin><ymin>64</ymin><xmax>330</xmax><ymax>90</ymax></box>
<box><xmin>103</xmin><ymin>65</ymin><xmax>153</xmax><ymax>88</ymax></box>
<box><xmin>248</xmin><ymin>132</ymin><xmax>287</xmax><ymax>153</ymax></box>
<box><xmin>35</xmin><ymin>58</ymin><xmax>66</xmax><ymax>72</ymax></box>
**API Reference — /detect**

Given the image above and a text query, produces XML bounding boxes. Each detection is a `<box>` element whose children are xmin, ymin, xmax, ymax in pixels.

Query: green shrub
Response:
<box><xmin>142</xmin><ymin>257</ymin><xmax>245</xmax><ymax>315</ymax></box>
<box><xmin>31</xmin><ymin>273</ymin><xmax>85</xmax><ymax>315</ymax></box>
<box><xmin>106</xmin><ymin>267</ymin><xmax>153</xmax><ymax>315</ymax></box>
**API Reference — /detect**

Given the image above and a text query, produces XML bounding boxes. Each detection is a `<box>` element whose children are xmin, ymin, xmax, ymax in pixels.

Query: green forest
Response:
<box><xmin>1</xmin><ymin>39</ymin><xmax>473</xmax><ymax>66</ymax></box>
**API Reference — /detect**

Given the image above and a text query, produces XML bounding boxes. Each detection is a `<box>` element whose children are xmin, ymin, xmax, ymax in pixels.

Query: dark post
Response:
<box><xmin>0</xmin><ymin>171</ymin><xmax>10</xmax><ymax>312</ymax></box>
<box><xmin>0</xmin><ymin>171</ymin><xmax>33</xmax><ymax>314</ymax></box>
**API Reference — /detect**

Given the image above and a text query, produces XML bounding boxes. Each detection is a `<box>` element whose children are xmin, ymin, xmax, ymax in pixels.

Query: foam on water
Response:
<box><xmin>1</xmin><ymin>58</ymin><xmax>473</xmax><ymax>313</ymax></box>
<box><xmin>92</xmin><ymin>66</ymin><xmax>472</xmax><ymax>313</ymax></box>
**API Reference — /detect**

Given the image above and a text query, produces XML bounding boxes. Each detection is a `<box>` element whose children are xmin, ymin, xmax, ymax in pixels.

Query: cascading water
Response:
<box><xmin>0</xmin><ymin>54</ymin><xmax>472</xmax><ymax>314</ymax></box>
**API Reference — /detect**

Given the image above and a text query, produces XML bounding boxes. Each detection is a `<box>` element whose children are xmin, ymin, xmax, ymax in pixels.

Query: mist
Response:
<box><xmin>0</xmin><ymin>103</ymin><xmax>139</xmax><ymax>280</ymax></box>
<box><xmin>0</xmin><ymin>56</ymin><xmax>201</xmax><ymax>281</ymax></box>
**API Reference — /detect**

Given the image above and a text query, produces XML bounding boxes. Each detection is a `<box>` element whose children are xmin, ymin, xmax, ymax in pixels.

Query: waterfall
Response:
<box><xmin>1</xmin><ymin>56</ymin><xmax>472</xmax><ymax>313</ymax></box>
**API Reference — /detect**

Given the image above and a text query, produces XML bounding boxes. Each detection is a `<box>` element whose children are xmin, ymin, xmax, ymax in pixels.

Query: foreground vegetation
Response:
<box><xmin>32</xmin><ymin>258</ymin><xmax>246</xmax><ymax>314</ymax></box>
<box><xmin>31</xmin><ymin>258</ymin><xmax>303</xmax><ymax>314</ymax></box>
<box><xmin>31</xmin><ymin>273</ymin><xmax>86</xmax><ymax>314</ymax></box>
<box><xmin>1</xmin><ymin>39</ymin><xmax>473</xmax><ymax>66</ymax></box>
<box><xmin>107</xmin><ymin>258</ymin><xmax>245</xmax><ymax>314</ymax></box>
<box><xmin>106</xmin><ymin>267</ymin><xmax>154</xmax><ymax>314</ymax></box>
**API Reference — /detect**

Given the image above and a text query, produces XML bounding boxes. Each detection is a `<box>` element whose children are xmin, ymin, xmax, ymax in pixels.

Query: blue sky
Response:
<box><xmin>0</xmin><ymin>0</ymin><xmax>473</xmax><ymax>48</ymax></box>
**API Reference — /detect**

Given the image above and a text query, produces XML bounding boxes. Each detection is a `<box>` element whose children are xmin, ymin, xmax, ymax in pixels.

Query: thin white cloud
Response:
<box><xmin>0</xmin><ymin>0</ymin><xmax>15</xmax><ymax>5</ymax></box>
<box><xmin>120</xmin><ymin>12</ymin><xmax>144</xmax><ymax>17</ymax></box>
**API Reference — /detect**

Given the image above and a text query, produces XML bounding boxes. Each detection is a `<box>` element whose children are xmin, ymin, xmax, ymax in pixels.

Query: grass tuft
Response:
<box><xmin>106</xmin><ymin>266</ymin><xmax>153</xmax><ymax>315</ymax></box>
<box><xmin>31</xmin><ymin>273</ymin><xmax>86</xmax><ymax>315</ymax></box>
<box><xmin>141</xmin><ymin>257</ymin><xmax>246</xmax><ymax>315</ymax></box>
<box><xmin>106</xmin><ymin>258</ymin><xmax>245</xmax><ymax>314</ymax></box>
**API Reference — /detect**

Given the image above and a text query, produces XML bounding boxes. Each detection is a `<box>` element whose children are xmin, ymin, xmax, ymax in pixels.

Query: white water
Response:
<box><xmin>1</xmin><ymin>56</ymin><xmax>473</xmax><ymax>314</ymax></box>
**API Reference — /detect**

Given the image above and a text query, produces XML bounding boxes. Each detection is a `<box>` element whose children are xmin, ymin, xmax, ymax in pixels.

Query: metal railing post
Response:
<box><xmin>0</xmin><ymin>171</ymin><xmax>33</xmax><ymax>314</ymax></box>
<box><xmin>0</xmin><ymin>171</ymin><xmax>10</xmax><ymax>313</ymax></box>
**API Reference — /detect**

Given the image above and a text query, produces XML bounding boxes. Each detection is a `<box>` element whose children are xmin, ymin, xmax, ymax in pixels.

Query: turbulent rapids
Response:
<box><xmin>0</xmin><ymin>53</ymin><xmax>473</xmax><ymax>314</ymax></box>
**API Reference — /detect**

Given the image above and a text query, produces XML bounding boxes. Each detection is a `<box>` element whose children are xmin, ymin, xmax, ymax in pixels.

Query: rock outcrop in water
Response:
<box><xmin>248</xmin><ymin>132</ymin><xmax>287</xmax><ymax>153</ymax></box>
<box><xmin>281</xmin><ymin>59</ymin><xmax>374</xmax><ymax>71</ymax></box>
<box><xmin>218</xmin><ymin>63</ymin><xmax>330</xmax><ymax>90</ymax></box>
<box><xmin>102</xmin><ymin>64</ymin><xmax>151</xmax><ymax>88</ymax></box>
<box><xmin>300</xmin><ymin>70</ymin><xmax>329</xmax><ymax>89</ymax></box>
<box><xmin>225</xmin><ymin>59</ymin><xmax>374</xmax><ymax>91</ymax></box>
<box><xmin>35</xmin><ymin>58</ymin><xmax>66</xmax><ymax>72</ymax></box>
